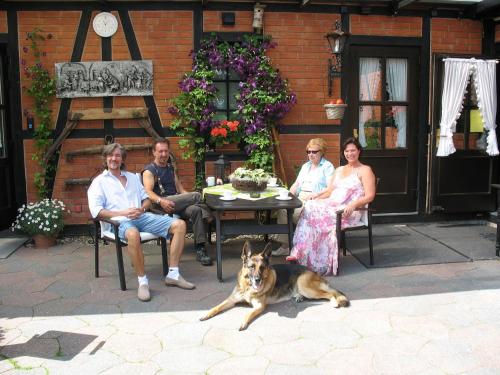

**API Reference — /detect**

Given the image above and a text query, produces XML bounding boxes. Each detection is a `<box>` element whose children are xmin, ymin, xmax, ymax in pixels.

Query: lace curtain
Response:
<box><xmin>437</xmin><ymin>58</ymin><xmax>498</xmax><ymax>157</ymax></box>
<box><xmin>386</xmin><ymin>58</ymin><xmax>407</xmax><ymax>148</ymax></box>
<box><xmin>359</xmin><ymin>58</ymin><xmax>381</xmax><ymax>147</ymax></box>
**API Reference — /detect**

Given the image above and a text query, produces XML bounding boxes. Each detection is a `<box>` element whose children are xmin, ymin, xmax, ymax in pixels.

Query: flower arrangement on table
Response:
<box><xmin>210</xmin><ymin>120</ymin><xmax>242</xmax><ymax>148</ymax></box>
<box><xmin>11</xmin><ymin>199</ymin><xmax>68</xmax><ymax>240</ymax></box>
<box><xmin>169</xmin><ymin>34</ymin><xmax>296</xmax><ymax>172</ymax></box>
<box><xmin>229</xmin><ymin>167</ymin><xmax>271</xmax><ymax>192</ymax></box>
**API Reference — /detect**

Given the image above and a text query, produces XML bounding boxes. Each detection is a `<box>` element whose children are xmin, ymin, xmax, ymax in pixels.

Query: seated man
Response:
<box><xmin>87</xmin><ymin>143</ymin><xmax>195</xmax><ymax>302</ymax></box>
<box><xmin>142</xmin><ymin>138</ymin><xmax>213</xmax><ymax>266</ymax></box>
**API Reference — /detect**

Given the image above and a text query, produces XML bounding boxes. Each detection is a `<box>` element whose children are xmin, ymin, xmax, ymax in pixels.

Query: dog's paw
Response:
<box><xmin>330</xmin><ymin>299</ymin><xmax>339</xmax><ymax>308</ymax></box>
<box><xmin>238</xmin><ymin>323</ymin><xmax>248</xmax><ymax>331</ymax></box>
<box><xmin>199</xmin><ymin>315</ymin><xmax>209</xmax><ymax>321</ymax></box>
<box><xmin>293</xmin><ymin>294</ymin><xmax>304</xmax><ymax>303</ymax></box>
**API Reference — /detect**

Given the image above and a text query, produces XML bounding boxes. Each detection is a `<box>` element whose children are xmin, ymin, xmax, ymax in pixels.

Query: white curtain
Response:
<box><xmin>436</xmin><ymin>59</ymin><xmax>472</xmax><ymax>156</ymax></box>
<box><xmin>386</xmin><ymin>58</ymin><xmax>407</xmax><ymax>148</ymax></box>
<box><xmin>359</xmin><ymin>58</ymin><xmax>381</xmax><ymax>147</ymax></box>
<box><xmin>472</xmin><ymin>60</ymin><xmax>499</xmax><ymax>156</ymax></box>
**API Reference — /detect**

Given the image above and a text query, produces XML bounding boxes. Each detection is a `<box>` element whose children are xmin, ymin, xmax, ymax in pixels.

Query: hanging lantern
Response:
<box><xmin>214</xmin><ymin>154</ymin><xmax>231</xmax><ymax>183</ymax></box>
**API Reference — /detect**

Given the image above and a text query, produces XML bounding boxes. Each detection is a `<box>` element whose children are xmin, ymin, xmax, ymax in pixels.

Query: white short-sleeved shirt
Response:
<box><xmin>87</xmin><ymin>169</ymin><xmax>148</xmax><ymax>220</ymax></box>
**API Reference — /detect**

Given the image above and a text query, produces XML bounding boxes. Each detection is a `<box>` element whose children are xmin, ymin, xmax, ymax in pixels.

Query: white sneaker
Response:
<box><xmin>271</xmin><ymin>246</ymin><xmax>290</xmax><ymax>257</ymax></box>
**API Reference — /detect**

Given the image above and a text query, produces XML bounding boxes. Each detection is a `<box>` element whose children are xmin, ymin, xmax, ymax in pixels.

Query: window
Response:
<box><xmin>450</xmin><ymin>80</ymin><xmax>484</xmax><ymax>151</ymax></box>
<box><xmin>213</xmin><ymin>69</ymin><xmax>239</xmax><ymax>121</ymax></box>
<box><xmin>358</xmin><ymin>57</ymin><xmax>409</xmax><ymax>150</ymax></box>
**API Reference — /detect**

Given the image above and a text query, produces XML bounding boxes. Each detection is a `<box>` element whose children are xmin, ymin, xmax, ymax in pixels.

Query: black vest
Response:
<box><xmin>144</xmin><ymin>162</ymin><xmax>177</xmax><ymax>197</ymax></box>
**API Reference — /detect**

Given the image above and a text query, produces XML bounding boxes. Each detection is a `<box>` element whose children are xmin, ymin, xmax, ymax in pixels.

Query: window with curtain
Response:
<box><xmin>447</xmin><ymin>80</ymin><xmax>484</xmax><ymax>151</ymax></box>
<box><xmin>213</xmin><ymin>68</ymin><xmax>240</xmax><ymax>121</ymax></box>
<box><xmin>358</xmin><ymin>57</ymin><xmax>408</xmax><ymax>150</ymax></box>
<box><xmin>0</xmin><ymin>62</ymin><xmax>5</xmax><ymax>159</ymax></box>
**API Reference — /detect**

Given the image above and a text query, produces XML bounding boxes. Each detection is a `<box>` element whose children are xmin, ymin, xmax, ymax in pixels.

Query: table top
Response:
<box><xmin>491</xmin><ymin>184</ymin><xmax>500</xmax><ymax>189</ymax></box>
<box><xmin>205</xmin><ymin>191</ymin><xmax>302</xmax><ymax>211</ymax></box>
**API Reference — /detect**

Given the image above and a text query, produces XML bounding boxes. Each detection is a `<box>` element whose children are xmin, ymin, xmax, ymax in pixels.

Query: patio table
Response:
<box><xmin>492</xmin><ymin>184</ymin><xmax>500</xmax><ymax>257</ymax></box>
<box><xmin>204</xmin><ymin>186</ymin><xmax>302</xmax><ymax>281</ymax></box>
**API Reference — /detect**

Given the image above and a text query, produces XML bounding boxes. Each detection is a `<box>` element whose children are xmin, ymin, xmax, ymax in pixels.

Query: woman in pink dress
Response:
<box><xmin>287</xmin><ymin>137</ymin><xmax>376</xmax><ymax>276</ymax></box>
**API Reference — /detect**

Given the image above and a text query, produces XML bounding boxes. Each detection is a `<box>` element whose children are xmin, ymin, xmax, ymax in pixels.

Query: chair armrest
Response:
<box><xmin>95</xmin><ymin>217</ymin><xmax>121</xmax><ymax>228</ymax></box>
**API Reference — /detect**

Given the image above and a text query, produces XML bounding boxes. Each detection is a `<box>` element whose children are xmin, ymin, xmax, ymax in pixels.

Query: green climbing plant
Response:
<box><xmin>21</xmin><ymin>28</ymin><xmax>56</xmax><ymax>198</ymax></box>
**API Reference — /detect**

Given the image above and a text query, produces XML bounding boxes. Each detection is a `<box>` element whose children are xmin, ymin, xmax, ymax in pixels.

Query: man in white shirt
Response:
<box><xmin>87</xmin><ymin>143</ymin><xmax>195</xmax><ymax>302</ymax></box>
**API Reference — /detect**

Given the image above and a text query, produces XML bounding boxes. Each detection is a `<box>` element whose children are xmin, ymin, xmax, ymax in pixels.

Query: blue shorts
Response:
<box><xmin>118</xmin><ymin>212</ymin><xmax>177</xmax><ymax>240</ymax></box>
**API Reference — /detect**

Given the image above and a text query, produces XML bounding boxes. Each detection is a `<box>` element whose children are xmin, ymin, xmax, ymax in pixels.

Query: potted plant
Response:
<box><xmin>229</xmin><ymin>167</ymin><xmax>271</xmax><ymax>192</ymax></box>
<box><xmin>11</xmin><ymin>198</ymin><xmax>68</xmax><ymax>248</ymax></box>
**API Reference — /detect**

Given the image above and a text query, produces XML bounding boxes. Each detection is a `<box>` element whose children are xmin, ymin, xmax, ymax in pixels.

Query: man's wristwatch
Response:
<box><xmin>156</xmin><ymin>197</ymin><xmax>161</xmax><ymax>205</ymax></box>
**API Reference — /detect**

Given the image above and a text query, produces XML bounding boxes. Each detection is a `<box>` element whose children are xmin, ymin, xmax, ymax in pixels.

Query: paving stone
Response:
<box><xmin>418</xmin><ymin>339</ymin><xmax>483</xmax><ymax>374</ymax></box>
<box><xmin>316</xmin><ymin>347</ymin><xmax>376</xmax><ymax>375</ymax></box>
<box><xmin>300</xmin><ymin>321</ymin><xmax>361</xmax><ymax>348</ymax></box>
<box><xmin>156</xmin><ymin>321</ymin><xmax>208</xmax><ymax>349</ymax></box>
<box><xmin>41</xmin><ymin>350</ymin><xmax>121</xmax><ymax>375</ymax></box>
<box><xmin>208</xmin><ymin>356</ymin><xmax>268</xmax><ymax>375</ymax></box>
<box><xmin>33</xmin><ymin>298</ymin><xmax>83</xmax><ymax>317</ymax></box>
<box><xmin>16</xmin><ymin>317</ymin><xmax>87</xmax><ymax>340</ymax></box>
<box><xmin>265</xmin><ymin>363</ymin><xmax>326</xmax><ymax>375</ymax></box>
<box><xmin>204</xmin><ymin>327</ymin><xmax>262</xmax><ymax>355</ymax></box>
<box><xmin>1</xmin><ymin>291</ymin><xmax>59</xmax><ymax>308</ymax></box>
<box><xmin>0</xmin><ymin>336</ymin><xmax>59</xmax><ymax>364</ymax></box>
<box><xmin>152</xmin><ymin>347</ymin><xmax>230</xmax><ymax>373</ymax></box>
<box><xmin>390</xmin><ymin>315</ymin><xmax>450</xmax><ymax>340</ymax></box>
<box><xmin>342</xmin><ymin>310</ymin><xmax>393</xmax><ymax>336</ymax></box>
<box><xmin>100</xmin><ymin>361</ymin><xmax>161</xmax><ymax>375</ymax></box>
<box><xmin>103</xmin><ymin>332</ymin><xmax>162</xmax><ymax>362</ymax></box>
<box><xmin>71</xmin><ymin>304</ymin><xmax>122</xmax><ymax>326</ymax></box>
<box><xmin>111</xmin><ymin>312</ymin><xmax>178</xmax><ymax>335</ymax></box>
<box><xmin>257</xmin><ymin>338</ymin><xmax>331</xmax><ymax>366</ymax></box>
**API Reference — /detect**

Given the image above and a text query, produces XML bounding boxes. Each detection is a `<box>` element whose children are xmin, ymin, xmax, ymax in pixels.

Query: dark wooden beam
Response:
<box><xmin>398</xmin><ymin>0</ymin><xmax>417</xmax><ymax>9</ymax></box>
<box><xmin>301</xmin><ymin>0</ymin><xmax>311</xmax><ymax>8</ymax></box>
<box><xmin>475</xmin><ymin>0</ymin><xmax>500</xmax><ymax>15</ymax></box>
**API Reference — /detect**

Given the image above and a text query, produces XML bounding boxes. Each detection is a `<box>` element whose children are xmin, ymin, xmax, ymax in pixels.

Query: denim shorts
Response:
<box><xmin>118</xmin><ymin>212</ymin><xmax>177</xmax><ymax>240</ymax></box>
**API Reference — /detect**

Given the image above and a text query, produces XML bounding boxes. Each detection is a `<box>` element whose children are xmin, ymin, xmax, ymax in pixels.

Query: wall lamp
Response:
<box><xmin>325</xmin><ymin>20</ymin><xmax>350</xmax><ymax>96</ymax></box>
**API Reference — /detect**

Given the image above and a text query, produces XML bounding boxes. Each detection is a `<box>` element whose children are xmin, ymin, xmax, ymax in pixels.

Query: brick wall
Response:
<box><xmin>431</xmin><ymin>18</ymin><xmax>482</xmax><ymax>54</ymax></box>
<box><xmin>0</xmin><ymin>11</ymin><xmax>7</xmax><ymax>33</ymax></box>
<box><xmin>350</xmin><ymin>15</ymin><xmax>422</xmax><ymax>37</ymax></box>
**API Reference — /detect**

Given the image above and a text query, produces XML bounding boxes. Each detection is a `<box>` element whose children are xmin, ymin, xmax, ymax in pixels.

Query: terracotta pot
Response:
<box><xmin>33</xmin><ymin>234</ymin><xmax>57</xmax><ymax>249</ymax></box>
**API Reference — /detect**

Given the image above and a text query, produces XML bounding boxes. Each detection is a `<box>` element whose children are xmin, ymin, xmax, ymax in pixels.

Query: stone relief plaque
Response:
<box><xmin>55</xmin><ymin>60</ymin><xmax>153</xmax><ymax>98</ymax></box>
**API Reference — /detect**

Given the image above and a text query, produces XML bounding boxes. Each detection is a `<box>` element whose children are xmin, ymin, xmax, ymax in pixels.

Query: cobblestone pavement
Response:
<box><xmin>1</xmin><ymin>231</ymin><xmax>500</xmax><ymax>374</ymax></box>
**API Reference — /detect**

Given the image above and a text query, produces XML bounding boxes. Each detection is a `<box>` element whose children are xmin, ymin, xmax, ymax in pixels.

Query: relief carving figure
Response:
<box><xmin>55</xmin><ymin>60</ymin><xmax>153</xmax><ymax>98</ymax></box>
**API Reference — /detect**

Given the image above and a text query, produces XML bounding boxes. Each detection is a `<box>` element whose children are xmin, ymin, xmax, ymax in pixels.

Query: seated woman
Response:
<box><xmin>287</xmin><ymin>137</ymin><xmax>376</xmax><ymax>276</ymax></box>
<box><xmin>272</xmin><ymin>138</ymin><xmax>334</xmax><ymax>256</ymax></box>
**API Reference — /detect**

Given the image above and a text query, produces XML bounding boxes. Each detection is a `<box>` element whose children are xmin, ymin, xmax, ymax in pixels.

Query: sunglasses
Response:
<box><xmin>306</xmin><ymin>150</ymin><xmax>320</xmax><ymax>155</ymax></box>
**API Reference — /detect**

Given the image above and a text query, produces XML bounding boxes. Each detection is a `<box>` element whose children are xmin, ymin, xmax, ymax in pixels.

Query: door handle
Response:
<box><xmin>353</xmin><ymin>129</ymin><xmax>358</xmax><ymax>138</ymax></box>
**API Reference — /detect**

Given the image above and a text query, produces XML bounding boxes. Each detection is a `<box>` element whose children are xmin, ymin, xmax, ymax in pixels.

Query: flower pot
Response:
<box><xmin>232</xmin><ymin>179</ymin><xmax>267</xmax><ymax>192</ymax></box>
<box><xmin>324</xmin><ymin>104</ymin><xmax>347</xmax><ymax>120</ymax></box>
<box><xmin>33</xmin><ymin>234</ymin><xmax>57</xmax><ymax>249</ymax></box>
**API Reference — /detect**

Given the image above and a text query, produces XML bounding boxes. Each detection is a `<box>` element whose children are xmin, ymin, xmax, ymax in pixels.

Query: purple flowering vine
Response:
<box><xmin>169</xmin><ymin>34</ymin><xmax>296</xmax><ymax>170</ymax></box>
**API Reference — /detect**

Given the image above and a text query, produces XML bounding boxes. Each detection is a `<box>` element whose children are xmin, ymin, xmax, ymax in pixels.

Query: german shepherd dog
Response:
<box><xmin>200</xmin><ymin>241</ymin><xmax>349</xmax><ymax>331</ymax></box>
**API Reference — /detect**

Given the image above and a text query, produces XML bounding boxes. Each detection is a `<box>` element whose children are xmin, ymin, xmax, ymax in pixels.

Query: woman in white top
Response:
<box><xmin>272</xmin><ymin>138</ymin><xmax>334</xmax><ymax>256</ymax></box>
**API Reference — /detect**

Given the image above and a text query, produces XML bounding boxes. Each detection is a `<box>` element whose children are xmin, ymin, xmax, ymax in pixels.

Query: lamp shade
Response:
<box><xmin>214</xmin><ymin>154</ymin><xmax>231</xmax><ymax>183</ymax></box>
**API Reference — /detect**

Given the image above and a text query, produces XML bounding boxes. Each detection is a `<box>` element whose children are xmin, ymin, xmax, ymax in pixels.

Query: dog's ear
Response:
<box><xmin>241</xmin><ymin>241</ymin><xmax>252</xmax><ymax>260</ymax></box>
<box><xmin>261</xmin><ymin>241</ymin><xmax>273</xmax><ymax>259</ymax></box>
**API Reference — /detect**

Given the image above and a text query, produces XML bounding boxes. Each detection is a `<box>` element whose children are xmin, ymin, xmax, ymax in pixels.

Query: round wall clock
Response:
<box><xmin>93</xmin><ymin>12</ymin><xmax>118</xmax><ymax>38</ymax></box>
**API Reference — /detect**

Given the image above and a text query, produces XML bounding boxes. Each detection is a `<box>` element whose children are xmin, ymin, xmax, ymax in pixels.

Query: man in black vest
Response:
<box><xmin>143</xmin><ymin>138</ymin><xmax>213</xmax><ymax>266</ymax></box>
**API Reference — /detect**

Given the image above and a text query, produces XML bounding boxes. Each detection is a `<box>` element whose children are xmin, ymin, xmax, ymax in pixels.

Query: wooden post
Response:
<box><xmin>271</xmin><ymin>127</ymin><xmax>287</xmax><ymax>186</ymax></box>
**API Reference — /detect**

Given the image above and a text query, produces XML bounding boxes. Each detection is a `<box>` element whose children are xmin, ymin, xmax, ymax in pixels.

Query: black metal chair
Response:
<box><xmin>335</xmin><ymin>178</ymin><xmax>379</xmax><ymax>265</ymax></box>
<box><xmin>93</xmin><ymin>217</ymin><xmax>169</xmax><ymax>291</ymax></box>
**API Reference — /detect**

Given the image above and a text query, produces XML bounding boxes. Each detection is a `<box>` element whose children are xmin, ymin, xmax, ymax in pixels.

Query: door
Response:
<box><xmin>430</xmin><ymin>54</ymin><xmax>498</xmax><ymax>213</ymax></box>
<box><xmin>345</xmin><ymin>46</ymin><xmax>420</xmax><ymax>213</ymax></box>
<box><xmin>0</xmin><ymin>46</ymin><xmax>16</xmax><ymax>229</ymax></box>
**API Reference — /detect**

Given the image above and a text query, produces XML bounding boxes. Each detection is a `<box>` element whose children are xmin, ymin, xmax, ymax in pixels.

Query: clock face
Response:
<box><xmin>93</xmin><ymin>12</ymin><xmax>118</xmax><ymax>38</ymax></box>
